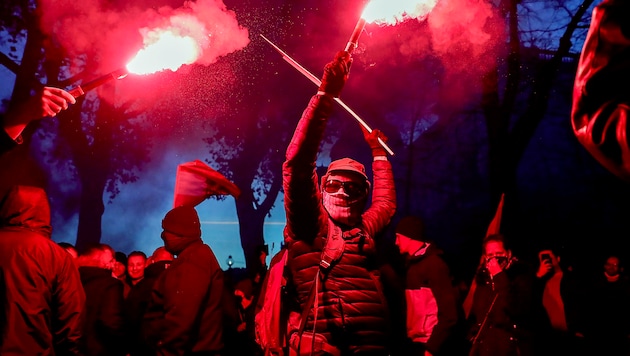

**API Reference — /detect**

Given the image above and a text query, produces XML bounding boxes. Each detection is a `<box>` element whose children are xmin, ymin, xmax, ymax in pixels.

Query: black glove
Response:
<box><xmin>318</xmin><ymin>51</ymin><xmax>352</xmax><ymax>98</ymax></box>
<box><xmin>362</xmin><ymin>127</ymin><xmax>388</xmax><ymax>157</ymax></box>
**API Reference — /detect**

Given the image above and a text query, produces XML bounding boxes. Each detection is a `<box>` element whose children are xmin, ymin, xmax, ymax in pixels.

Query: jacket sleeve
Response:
<box><xmin>360</xmin><ymin>158</ymin><xmax>396</xmax><ymax>238</ymax></box>
<box><xmin>282</xmin><ymin>95</ymin><xmax>335</xmax><ymax>245</ymax></box>
<box><xmin>571</xmin><ymin>0</ymin><xmax>630</xmax><ymax>181</ymax></box>
<box><xmin>52</xmin><ymin>254</ymin><xmax>86</xmax><ymax>356</ymax></box>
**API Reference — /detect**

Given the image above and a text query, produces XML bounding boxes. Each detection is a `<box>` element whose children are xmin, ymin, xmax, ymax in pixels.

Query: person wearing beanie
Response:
<box><xmin>143</xmin><ymin>205</ymin><xmax>225</xmax><ymax>355</ymax></box>
<box><xmin>395</xmin><ymin>216</ymin><xmax>464</xmax><ymax>356</ymax></box>
<box><xmin>281</xmin><ymin>50</ymin><xmax>396</xmax><ymax>355</ymax></box>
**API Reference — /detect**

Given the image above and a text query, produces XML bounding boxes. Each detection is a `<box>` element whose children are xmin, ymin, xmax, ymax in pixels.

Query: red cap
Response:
<box><xmin>326</xmin><ymin>158</ymin><xmax>367</xmax><ymax>180</ymax></box>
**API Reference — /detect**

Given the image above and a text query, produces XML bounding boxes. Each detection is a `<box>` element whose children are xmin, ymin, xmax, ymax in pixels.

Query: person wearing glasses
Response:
<box><xmin>281</xmin><ymin>50</ymin><xmax>396</xmax><ymax>355</ymax></box>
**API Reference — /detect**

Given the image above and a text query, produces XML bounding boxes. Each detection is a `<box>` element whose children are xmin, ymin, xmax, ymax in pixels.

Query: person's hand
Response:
<box><xmin>37</xmin><ymin>86</ymin><xmax>76</xmax><ymax>118</ymax></box>
<box><xmin>318</xmin><ymin>51</ymin><xmax>352</xmax><ymax>98</ymax></box>
<box><xmin>3</xmin><ymin>86</ymin><xmax>76</xmax><ymax>140</ymax></box>
<box><xmin>486</xmin><ymin>257</ymin><xmax>503</xmax><ymax>277</ymax></box>
<box><xmin>536</xmin><ymin>259</ymin><xmax>553</xmax><ymax>278</ymax></box>
<box><xmin>362</xmin><ymin>126</ymin><xmax>387</xmax><ymax>157</ymax></box>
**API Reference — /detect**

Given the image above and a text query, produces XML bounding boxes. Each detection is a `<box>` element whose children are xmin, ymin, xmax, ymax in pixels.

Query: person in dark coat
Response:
<box><xmin>395</xmin><ymin>216</ymin><xmax>464</xmax><ymax>356</ymax></box>
<box><xmin>282</xmin><ymin>50</ymin><xmax>396</xmax><ymax>355</ymax></box>
<box><xmin>584</xmin><ymin>254</ymin><xmax>630</xmax><ymax>355</ymax></box>
<box><xmin>125</xmin><ymin>246</ymin><xmax>173</xmax><ymax>356</ymax></box>
<box><xmin>467</xmin><ymin>234</ymin><xmax>537</xmax><ymax>356</ymax></box>
<box><xmin>77</xmin><ymin>243</ymin><xmax>128</xmax><ymax>356</ymax></box>
<box><xmin>1</xmin><ymin>86</ymin><xmax>75</xmax><ymax>155</ymax></box>
<box><xmin>143</xmin><ymin>205</ymin><xmax>225</xmax><ymax>355</ymax></box>
<box><xmin>0</xmin><ymin>185</ymin><xmax>85</xmax><ymax>355</ymax></box>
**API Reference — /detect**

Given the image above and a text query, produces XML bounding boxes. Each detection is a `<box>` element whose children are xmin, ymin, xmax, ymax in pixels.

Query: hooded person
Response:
<box><xmin>281</xmin><ymin>50</ymin><xmax>396</xmax><ymax>355</ymax></box>
<box><xmin>143</xmin><ymin>205</ymin><xmax>225</xmax><ymax>355</ymax></box>
<box><xmin>0</xmin><ymin>185</ymin><xmax>85</xmax><ymax>355</ymax></box>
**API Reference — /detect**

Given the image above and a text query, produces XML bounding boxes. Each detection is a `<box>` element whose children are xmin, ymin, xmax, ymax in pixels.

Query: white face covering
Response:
<box><xmin>322</xmin><ymin>176</ymin><xmax>368</xmax><ymax>226</ymax></box>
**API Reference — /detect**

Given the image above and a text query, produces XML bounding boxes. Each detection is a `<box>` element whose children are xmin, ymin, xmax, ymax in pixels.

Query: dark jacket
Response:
<box><xmin>0</xmin><ymin>185</ymin><xmax>85</xmax><ymax>355</ymax></box>
<box><xmin>571</xmin><ymin>0</ymin><xmax>630</xmax><ymax>181</ymax></box>
<box><xmin>404</xmin><ymin>243</ymin><xmax>461</xmax><ymax>355</ymax></box>
<box><xmin>467</xmin><ymin>260</ymin><xmax>536</xmax><ymax>356</ymax></box>
<box><xmin>79</xmin><ymin>266</ymin><xmax>127</xmax><ymax>356</ymax></box>
<box><xmin>531</xmin><ymin>269</ymin><xmax>587</xmax><ymax>336</ymax></box>
<box><xmin>125</xmin><ymin>260</ymin><xmax>171</xmax><ymax>356</ymax></box>
<box><xmin>143</xmin><ymin>241</ymin><xmax>225</xmax><ymax>355</ymax></box>
<box><xmin>282</xmin><ymin>94</ymin><xmax>396</xmax><ymax>354</ymax></box>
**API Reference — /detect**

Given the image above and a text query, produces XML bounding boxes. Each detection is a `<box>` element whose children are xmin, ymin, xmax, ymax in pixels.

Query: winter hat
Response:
<box><xmin>395</xmin><ymin>216</ymin><xmax>425</xmax><ymax>242</ymax></box>
<box><xmin>162</xmin><ymin>206</ymin><xmax>201</xmax><ymax>238</ymax></box>
<box><xmin>326</xmin><ymin>158</ymin><xmax>368</xmax><ymax>181</ymax></box>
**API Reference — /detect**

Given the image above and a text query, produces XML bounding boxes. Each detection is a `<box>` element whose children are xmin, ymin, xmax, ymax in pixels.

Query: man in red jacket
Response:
<box><xmin>282</xmin><ymin>50</ymin><xmax>396</xmax><ymax>355</ymax></box>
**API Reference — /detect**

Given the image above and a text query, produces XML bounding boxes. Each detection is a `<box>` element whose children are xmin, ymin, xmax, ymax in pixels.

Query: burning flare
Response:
<box><xmin>361</xmin><ymin>0</ymin><xmax>437</xmax><ymax>24</ymax></box>
<box><xmin>346</xmin><ymin>0</ymin><xmax>438</xmax><ymax>53</ymax></box>
<box><xmin>126</xmin><ymin>28</ymin><xmax>202</xmax><ymax>75</ymax></box>
<box><xmin>69</xmin><ymin>25</ymin><xmax>205</xmax><ymax>98</ymax></box>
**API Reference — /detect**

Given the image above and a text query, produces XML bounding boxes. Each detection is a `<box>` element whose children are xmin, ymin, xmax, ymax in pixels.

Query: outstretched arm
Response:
<box><xmin>283</xmin><ymin>51</ymin><xmax>352</xmax><ymax>244</ymax></box>
<box><xmin>2</xmin><ymin>87</ymin><xmax>76</xmax><ymax>151</ymax></box>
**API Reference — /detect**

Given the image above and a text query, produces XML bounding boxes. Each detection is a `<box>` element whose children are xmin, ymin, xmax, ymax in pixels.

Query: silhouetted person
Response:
<box><xmin>143</xmin><ymin>205</ymin><xmax>225</xmax><ymax>355</ymax></box>
<box><xmin>585</xmin><ymin>254</ymin><xmax>630</xmax><ymax>355</ymax></box>
<box><xmin>0</xmin><ymin>185</ymin><xmax>85</xmax><ymax>355</ymax></box>
<box><xmin>77</xmin><ymin>243</ymin><xmax>127</xmax><ymax>356</ymax></box>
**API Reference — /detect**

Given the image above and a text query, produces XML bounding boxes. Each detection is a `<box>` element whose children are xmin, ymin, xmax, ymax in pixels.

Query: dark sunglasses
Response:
<box><xmin>323</xmin><ymin>179</ymin><xmax>366</xmax><ymax>197</ymax></box>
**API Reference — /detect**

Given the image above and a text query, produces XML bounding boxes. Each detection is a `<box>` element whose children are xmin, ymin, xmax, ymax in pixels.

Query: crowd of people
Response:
<box><xmin>3</xmin><ymin>187</ymin><xmax>629</xmax><ymax>356</ymax></box>
<box><xmin>2</xmin><ymin>1</ymin><xmax>630</xmax><ymax>354</ymax></box>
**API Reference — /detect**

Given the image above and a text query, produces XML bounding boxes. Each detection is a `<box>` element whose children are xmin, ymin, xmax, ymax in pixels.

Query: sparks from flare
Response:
<box><xmin>361</xmin><ymin>0</ymin><xmax>438</xmax><ymax>24</ymax></box>
<box><xmin>126</xmin><ymin>28</ymin><xmax>202</xmax><ymax>75</ymax></box>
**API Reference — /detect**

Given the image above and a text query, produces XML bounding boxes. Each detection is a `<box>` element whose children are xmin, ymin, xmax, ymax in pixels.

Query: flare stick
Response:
<box><xmin>68</xmin><ymin>68</ymin><xmax>129</xmax><ymax>98</ymax></box>
<box><xmin>260</xmin><ymin>34</ymin><xmax>394</xmax><ymax>156</ymax></box>
<box><xmin>345</xmin><ymin>18</ymin><xmax>367</xmax><ymax>54</ymax></box>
